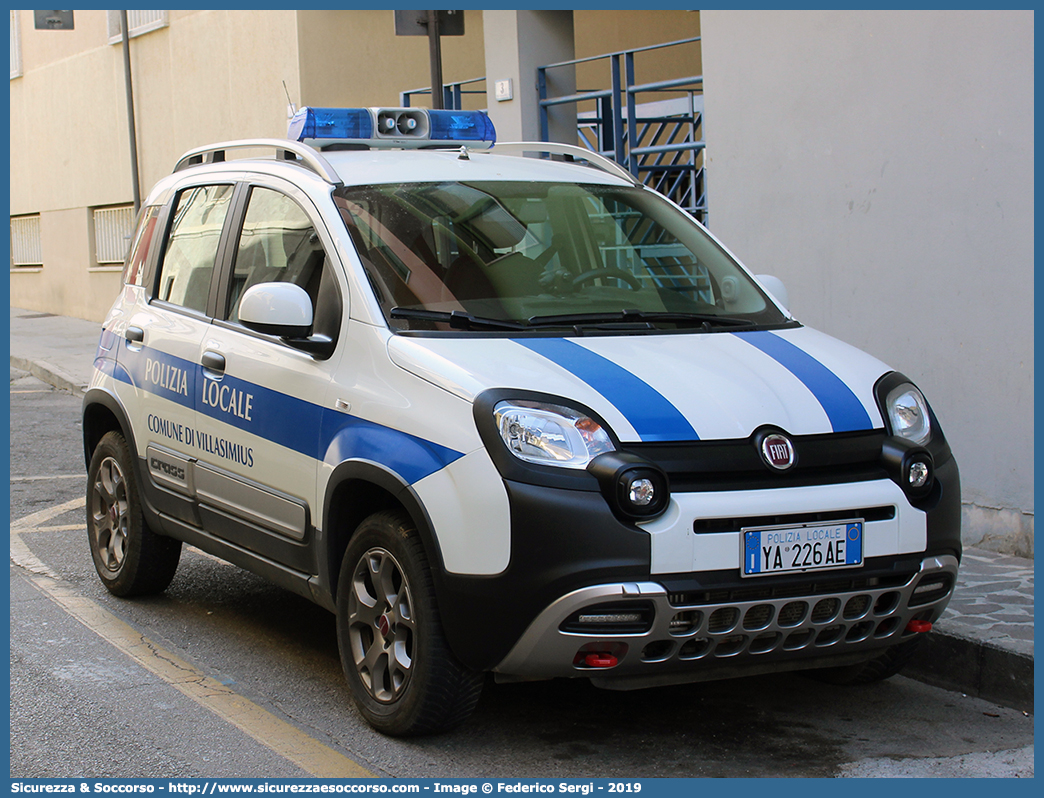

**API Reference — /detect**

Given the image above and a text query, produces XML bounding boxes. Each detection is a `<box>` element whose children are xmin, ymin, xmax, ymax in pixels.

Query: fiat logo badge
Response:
<box><xmin>761</xmin><ymin>433</ymin><xmax>796</xmax><ymax>470</ymax></box>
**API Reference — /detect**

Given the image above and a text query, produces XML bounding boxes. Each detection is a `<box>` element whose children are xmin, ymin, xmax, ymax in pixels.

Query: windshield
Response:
<box><xmin>336</xmin><ymin>180</ymin><xmax>788</xmax><ymax>332</ymax></box>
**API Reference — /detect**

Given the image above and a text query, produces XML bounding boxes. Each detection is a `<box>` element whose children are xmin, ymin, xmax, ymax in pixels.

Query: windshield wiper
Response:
<box><xmin>390</xmin><ymin>307</ymin><xmax>524</xmax><ymax>331</ymax></box>
<box><xmin>526</xmin><ymin>309</ymin><xmax>756</xmax><ymax>330</ymax></box>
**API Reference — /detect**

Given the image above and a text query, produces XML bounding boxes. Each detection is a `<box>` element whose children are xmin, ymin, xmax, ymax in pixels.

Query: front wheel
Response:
<box><xmin>86</xmin><ymin>430</ymin><xmax>181</xmax><ymax>596</ymax></box>
<box><xmin>336</xmin><ymin>510</ymin><xmax>483</xmax><ymax>736</ymax></box>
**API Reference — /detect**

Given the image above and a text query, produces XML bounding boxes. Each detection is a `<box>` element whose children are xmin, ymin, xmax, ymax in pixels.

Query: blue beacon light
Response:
<box><xmin>288</xmin><ymin>107</ymin><xmax>496</xmax><ymax>148</ymax></box>
<box><xmin>287</xmin><ymin>107</ymin><xmax>373</xmax><ymax>142</ymax></box>
<box><xmin>426</xmin><ymin>109</ymin><xmax>497</xmax><ymax>143</ymax></box>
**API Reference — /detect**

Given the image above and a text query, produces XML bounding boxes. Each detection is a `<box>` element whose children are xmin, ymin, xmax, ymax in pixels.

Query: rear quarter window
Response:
<box><xmin>121</xmin><ymin>204</ymin><xmax>161</xmax><ymax>287</ymax></box>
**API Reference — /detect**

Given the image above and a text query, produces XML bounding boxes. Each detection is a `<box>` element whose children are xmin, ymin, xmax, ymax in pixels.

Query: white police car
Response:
<box><xmin>84</xmin><ymin>107</ymin><xmax>960</xmax><ymax>736</ymax></box>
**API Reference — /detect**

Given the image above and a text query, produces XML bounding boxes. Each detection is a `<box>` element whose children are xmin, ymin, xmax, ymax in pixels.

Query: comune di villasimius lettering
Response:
<box><xmin>195</xmin><ymin>430</ymin><xmax>254</xmax><ymax>467</ymax></box>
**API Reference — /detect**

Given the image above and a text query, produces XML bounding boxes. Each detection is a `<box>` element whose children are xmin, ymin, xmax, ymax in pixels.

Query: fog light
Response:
<box><xmin>908</xmin><ymin>461</ymin><xmax>929</xmax><ymax>488</ymax></box>
<box><xmin>588</xmin><ymin>453</ymin><xmax>670</xmax><ymax>520</ymax></box>
<box><xmin>628</xmin><ymin>477</ymin><xmax>655</xmax><ymax>506</ymax></box>
<box><xmin>913</xmin><ymin>579</ymin><xmax>946</xmax><ymax>595</ymax></box>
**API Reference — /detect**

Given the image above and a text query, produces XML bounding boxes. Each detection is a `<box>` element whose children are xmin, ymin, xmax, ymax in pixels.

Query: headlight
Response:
<box><xmin>884</xmin><ymin>383</ymin><xmax>932</xmax><ymax>445</ymax></box>
<box><xmin>494</xmin><ymin>400</ymin><xmax>615</xmax><ymax>468</ymax></box>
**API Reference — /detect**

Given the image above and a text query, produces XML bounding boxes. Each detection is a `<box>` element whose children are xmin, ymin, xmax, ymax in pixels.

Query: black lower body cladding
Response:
<box><xmin>434</xmin><ymin>481</ymin><xmax>651</xmax><ymax>672</ymax></box>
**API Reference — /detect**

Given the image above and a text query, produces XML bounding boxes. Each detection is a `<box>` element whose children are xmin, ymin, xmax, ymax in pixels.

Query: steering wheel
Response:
<box><xmin>571</xmin><ymin>268</ymin><xmax>642</xmax><ymax>291</ymax></box>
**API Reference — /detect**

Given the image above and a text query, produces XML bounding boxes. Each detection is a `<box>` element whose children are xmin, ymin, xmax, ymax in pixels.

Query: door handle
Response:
<box><xmin>201</xmin><ymin>350</ymin><xmax>226</xmax><ymax>375</ymax></box>
<box><xmin>125</xmin><ymin>326</ymin><xmax>144</xmax><ymax>343</ymax></box>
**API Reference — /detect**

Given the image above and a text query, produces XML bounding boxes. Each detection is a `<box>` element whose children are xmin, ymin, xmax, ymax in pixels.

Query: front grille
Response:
<box><xmin>693</xmin><ymin>506</ymin><xmax>895</xmax><ymax>535</ymax></box>
<box><xmin>811</xmin><ymin>598</ymin><xmax>840</xmax><ymax>623</ymax></box>
<box><xmin>778</xmin><ymin>601</ymin><xmax>808</xmax><ymax>627</ymax></box>
<box><xmin>707</xmin><ymin>607</ymin><xmax>739</xmax><ymax>633</ymax></box>
<box><xmin>668</xmin><ymin>610</ymin><xmax>702</xmax><ymax>636</ymax></box>
<box><xmin>506</xmin><ymin>556</ymin><xmax>959</xmax><ymax>684</ymax></box>
<box><xmin>843</xmin><ymin>595</ymin><xmax>872</xmax><ymax>619</ymax></box>
<box><xmin>621</xmin><ymin>430</ymin><xmax>889</xmax><ymax>493</ymax></box>
<box><xmin>667</xmin><ymin>572</ymin><xmax>911</xmax><ymax>607</ymax></box>
<box><xmin>743</xmin><ymin>604</ymin><xmax>774</xmax><ymax>630</ymax></box>
<box><xmin>750</xmin><ymin>632</ymin><xmax>781</xmax><ymax>654</ymax></box>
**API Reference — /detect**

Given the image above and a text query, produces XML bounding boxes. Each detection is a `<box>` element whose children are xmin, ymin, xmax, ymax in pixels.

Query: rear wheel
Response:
<box><xmin>336</xmin><ymin>510</ymin><xmax>483</xmax><ymax>736</ymax></box>
<box><xmin>807</xmin><ymin>636</ymin><xmax>924</xmax><ymax>685</ymax></box>
<box><xmin>86</xmin><ymin>430</ymin><xmax>181</xmax><ymax>596</ymax></box>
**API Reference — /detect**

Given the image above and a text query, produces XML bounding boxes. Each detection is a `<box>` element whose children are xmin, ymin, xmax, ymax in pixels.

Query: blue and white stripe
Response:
<box><xmin>108</xmin><ymin>336</ymin><xmax>463</xmax><ymax>485</ymax></box>
<box><xmin>511</xmin><ymin>330</ymin><xmax>878</xmax><ymax>443</ymax></box>
<box><xmin>731</xmin><ymin>330</ymin><xmax>873</xmax><ymax>433</ymax></box>
<box><xmin>514</xmin><ymin>338</ymin><xmax>700</xmax><ymax>442</ymax></box>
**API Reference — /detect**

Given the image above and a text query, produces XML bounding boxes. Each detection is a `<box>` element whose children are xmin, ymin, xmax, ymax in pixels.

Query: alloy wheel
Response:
<box><xmin>90</xmin><ymin>455</ymin><xmax>129</xmax><ymax>573</ymax></box>
<box><xmin>347</xmin><ymin>547</ymin><xmax>416</xmax><ymax>702</ymax></box>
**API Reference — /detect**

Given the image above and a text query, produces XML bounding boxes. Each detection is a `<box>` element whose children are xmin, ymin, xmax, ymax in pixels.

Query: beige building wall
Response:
<box><xmin>11</xmin><ymin>11</ymin><xmax>138</xmax><ymax>319</ymax></box>
<box><xmin>138</xmin><ymin>10</ymin><xmax>302</xmax><ymax>186</ymax></box>
<box><xmin>9</xmin><ymin>10</ymin><xmax>302</xmax><ymax>321</ymax></box>
<box><xmin>295</xmin><ymin>10</ymin><xmax>487</xmax><ymax>110</ymax></box>
<box><xmin>574</xmin><ymin>9</ymin><xmax>701</xmax><ymax>91</ymax></box>
<box><xmin>10</xmin><ymin>12</ymin><xmax>133</xmax><ymax>213</ymax></box>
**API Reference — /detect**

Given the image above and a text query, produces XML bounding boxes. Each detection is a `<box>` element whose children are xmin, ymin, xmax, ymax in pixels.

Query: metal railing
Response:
<box><xmin>538</xmin><ymin>37</ymin><xmax>707</xmax><ymax>224</ymax></box>
<box><xmin>400</xmin><ymin>76</ymin><xmax>487</xmax><ymax>110</ymax></box>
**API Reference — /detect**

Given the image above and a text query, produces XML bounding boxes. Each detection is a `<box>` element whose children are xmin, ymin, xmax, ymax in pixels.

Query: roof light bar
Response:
<box><xmin>288</xmin><ymin>107</ymin><xmax>496</xmax><ymax>150</ymax></box>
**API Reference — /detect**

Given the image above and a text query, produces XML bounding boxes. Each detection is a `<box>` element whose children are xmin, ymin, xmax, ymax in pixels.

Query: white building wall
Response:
<box><xmin>701</xmin><ymin>10</ymin><xmax>1033</xmax><ymax>555</ymax></box>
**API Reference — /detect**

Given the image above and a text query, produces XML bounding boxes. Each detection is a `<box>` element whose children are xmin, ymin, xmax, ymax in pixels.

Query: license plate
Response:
<box><xmin>741</xmin><ymin>520</ymin><xmax>863</xmax><ymax>577</ymax></box>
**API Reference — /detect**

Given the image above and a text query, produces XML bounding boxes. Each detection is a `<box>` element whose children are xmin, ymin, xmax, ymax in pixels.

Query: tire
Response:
<box><xmin>336</xmin><ymin>510</ymin><xmax>483</xmax><ymax>736</ymax></box>
<box><xmin>806</xmin><ymin>636</ymin><xmax>924</xmax><ymax>686</ymax></box>
<box><xmin>86</xmin><ymin>430</ymin><xmax>181</xmax><ymax>597</ymax></box>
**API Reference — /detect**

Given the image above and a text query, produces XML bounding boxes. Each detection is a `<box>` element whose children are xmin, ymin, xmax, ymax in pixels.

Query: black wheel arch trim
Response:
<box><xmin>320</xmin><ymin>460</ymin><xmax>654</xmax><ymax>673</ymax></box>
<box><xmin>319</xmin><ymin>459</ymin><xmax>446</xmax><ymax>607</ymax></box>
<box><xmin>82</xmin><ymin>387</ymin><xmax>139</xmax><ymax>471</ymax></box>
<box><xmin>435</xmin><ymin>479</ymin><xmax>652</xmax><ymax>671</ymax></box>
<box><xmin>84</xmin><ymin>387</ymin><xmax>193</xmax><ymax>550</ymax></box>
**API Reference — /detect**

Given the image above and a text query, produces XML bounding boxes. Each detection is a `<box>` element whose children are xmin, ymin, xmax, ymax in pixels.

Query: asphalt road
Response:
<box><xmin>9</xmin><ymin>371</ymin><xmax>1034</xmax><ymax>778</ymax></box>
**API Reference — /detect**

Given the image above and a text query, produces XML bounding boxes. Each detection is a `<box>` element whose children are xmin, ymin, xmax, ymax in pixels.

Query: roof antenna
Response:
<box><xmin>282</xmin><ymin>81</ymin><xmax>296</xmax><ymax>120</ymax></box>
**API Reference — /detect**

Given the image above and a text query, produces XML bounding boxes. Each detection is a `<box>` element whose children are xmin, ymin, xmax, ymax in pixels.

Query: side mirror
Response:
<box><xmin>239</xmin><ymin>282</ymin><xmax>335</xmax><ymax>359</ymax></box>
<box><xmin>239</xmin><ymin>282</ymin><xmax>313</xmax><ymax>337</ymax></box>
<box><xmin>755</xmin><ymin>274</ymin><xmax>790</xmax><ymax>312</ymax></box>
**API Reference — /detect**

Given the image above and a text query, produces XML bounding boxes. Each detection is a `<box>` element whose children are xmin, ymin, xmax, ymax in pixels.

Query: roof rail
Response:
<box><xmin>172</xmin><ymin>139</ymin><xmax>343</xmax><ymax>187</ymax></box>
<box><xmin>488</xmin><ymin>141</ymin><xmax>640</xmax><ymax>187</ymax></box>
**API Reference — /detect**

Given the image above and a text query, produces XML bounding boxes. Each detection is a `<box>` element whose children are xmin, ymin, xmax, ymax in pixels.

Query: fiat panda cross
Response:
<box><xmin>83</xmin><ymin>107</ymin><xmax>961</xmax><ymax>736</ymax></box>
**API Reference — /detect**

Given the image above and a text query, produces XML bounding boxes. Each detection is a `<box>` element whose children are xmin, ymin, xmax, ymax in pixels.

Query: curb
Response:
<box><xmin>10</xmin><ymin>355</ymin><xmax>88</xmax><ymax>398</ymax></box>
<box><xmin>904</xmin><ymin>629</ymin><xmax>1034</xmax><ymax>713</ymax></box>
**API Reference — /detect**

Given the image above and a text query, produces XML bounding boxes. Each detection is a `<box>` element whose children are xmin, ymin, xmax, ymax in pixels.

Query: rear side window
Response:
<box><xmin>121</xmin><ymin>204</ymin><xmax>160</xmax><ymax>287</ymax></box>
<box><xmin>155</xmin><ymin>184</ymin><xmax>234</xmax><ymax>313</ymax></box>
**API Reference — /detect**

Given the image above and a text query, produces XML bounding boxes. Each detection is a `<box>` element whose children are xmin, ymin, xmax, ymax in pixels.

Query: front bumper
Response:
<box><xmin>495</xmin><ymin>554</ymin><xmax>958</xmax><ymax>686</ymax></box>
<box><xmin>433</xmin><ymin>446</ymin><xmax>960</xmax><ymax>675</ymax></box>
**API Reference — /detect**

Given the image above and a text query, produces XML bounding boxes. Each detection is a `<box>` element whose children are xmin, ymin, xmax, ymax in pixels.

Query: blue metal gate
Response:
<box><xmin>398</xmin><ymin>38</ymin><xmax>706</xmax><ymax>224</ymax></box>
<box><xmin>538</xmin><ymin>37</ymin><xmax>706</xmax><ymax>224</ymax></box>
